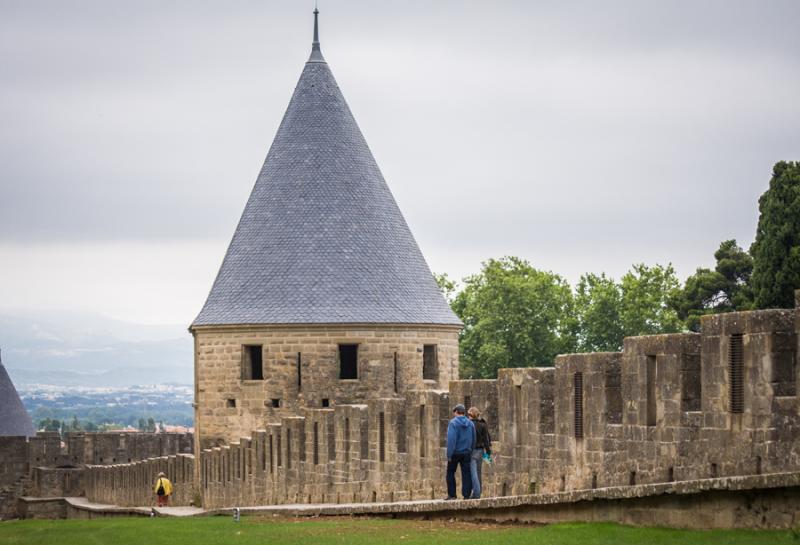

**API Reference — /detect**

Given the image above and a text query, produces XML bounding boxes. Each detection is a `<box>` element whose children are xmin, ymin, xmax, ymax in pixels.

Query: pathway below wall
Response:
<box><xmin>18</xmin><ymin>472</ymin><xmax>800</xmax><ymax>530</ymax></box>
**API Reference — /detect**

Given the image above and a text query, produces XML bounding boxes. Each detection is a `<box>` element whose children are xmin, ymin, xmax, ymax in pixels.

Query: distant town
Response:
<box><xmin>19</xmin><ymin>383</ymin><xmax>193</xmax><ymax>433</ymax></box>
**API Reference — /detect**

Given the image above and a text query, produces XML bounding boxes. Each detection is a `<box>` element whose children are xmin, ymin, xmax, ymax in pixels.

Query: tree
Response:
<box><xmin>574</xmin><ymin>273</ymin><xmax>624</xmax><ymax>352</ymax></box>
<box><xmin>69</xmin><ymin>415</ymin><xmax>82</xmax><ymax>432</ymax></box>
<box><xmin>434</xmin><ymin>272</ymin><xmax>458</xmax><ymax>305</ymax></box>
<box><xmin>38</xmin><ymin>418</ymin><xmax>62</xmax><ymax>433</ymax></box>
<box><xmin>672</xmin><ymin>240</ymin><xmax>753</xmax><ymax>330</ymax></box>
<box><xmin>750</xmin><ymin>161</ymin><xmax>800</xmax><ymax>309</ymax></box>
<box><xmin>619</xmin><ymin>264</ymin><xmax>684</xmax><ymax>337</ymax></box>
<box><xmin>138</xmin><ymin>418</ymin><xmax>147</xmax><ymax>431</ymax></box>
<box><xmin>147</xmin><ymin>417</ymin><xmax>156</xmax><ymax>433</ymax></box>
<box><xmin>452</xmin><ymin>257</ymin><xmax>576</xmax><ymax>378</ymax></box>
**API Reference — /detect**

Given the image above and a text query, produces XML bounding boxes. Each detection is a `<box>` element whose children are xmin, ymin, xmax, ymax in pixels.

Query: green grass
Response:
<box><xmin>0</xmin><ymin>516</ymin><xmax>790</xmax><ymax>545</ymax></box>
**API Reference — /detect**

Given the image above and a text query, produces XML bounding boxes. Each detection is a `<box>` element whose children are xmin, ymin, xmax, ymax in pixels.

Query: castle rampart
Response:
<box><xmin>78</xmin><ymin>296</ymin><xmax>800</xmax><ymax>511</ymax></box>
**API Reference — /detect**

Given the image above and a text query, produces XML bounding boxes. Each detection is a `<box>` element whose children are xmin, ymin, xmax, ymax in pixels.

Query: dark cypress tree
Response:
<box><xmin>750</xmin><ymin>161</ymin><xmax>800</xmax><ymax>309</ymax></box>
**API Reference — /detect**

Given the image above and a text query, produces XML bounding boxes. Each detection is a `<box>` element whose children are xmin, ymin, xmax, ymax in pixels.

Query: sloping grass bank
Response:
<box><xmin>0</xmin><ymin>516</ymin><xmax>790</xmax><ymax>545</ymax></box>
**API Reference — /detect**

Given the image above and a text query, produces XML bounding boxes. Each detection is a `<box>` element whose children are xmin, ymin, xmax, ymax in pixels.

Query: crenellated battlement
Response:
<box><xmin>80</xmin><ymin>295</ymin><xmax>799</xmax><ymax>509</ymax></box>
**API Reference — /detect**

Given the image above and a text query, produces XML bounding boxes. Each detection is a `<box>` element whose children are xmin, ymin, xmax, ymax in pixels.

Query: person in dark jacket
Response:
<box><xmin>467</xmin><ymin>407</ymin><xmax>492</xmax><ymax>499</ymax></box>
<box><xmin>445</xmin><ymin>404</ymin><xmax>475</xmax><ymax>500</ymax></box>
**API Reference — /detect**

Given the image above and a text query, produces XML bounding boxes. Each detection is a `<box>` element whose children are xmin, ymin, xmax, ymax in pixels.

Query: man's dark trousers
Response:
<box><xmin>446</xmin><ymin>451</ymin><xmax>473</xmax><ymax>499</ymax></box>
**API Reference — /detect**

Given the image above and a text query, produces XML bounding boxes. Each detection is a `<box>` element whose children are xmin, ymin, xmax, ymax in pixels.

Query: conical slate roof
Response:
<box><xmin>193</xmin><ymin>11</ymin><xmax>461</xmax><ymax>327</ymax></box>
<box><xmin>0</xmin><ymin>350</ymin><xmax>36</xmax><ymax>438</ymax></box>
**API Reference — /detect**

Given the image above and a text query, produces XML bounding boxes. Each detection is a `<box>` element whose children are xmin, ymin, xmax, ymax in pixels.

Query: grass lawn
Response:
<box><xmin>0</xmin><ymin>516</ymin><xmax>792</xmax><ymax>545</ymax></box>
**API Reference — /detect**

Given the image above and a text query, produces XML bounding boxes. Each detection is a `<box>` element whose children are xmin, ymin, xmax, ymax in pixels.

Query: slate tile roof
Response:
<box><xmin>0</xmin><ymin>351</ymin><xmax>36</xmax><ymax>437</ymax></box>
<box><xmin>192</xmin><ymin>16</ymin><xmax>461</xmax><ymax>328</ymax></box>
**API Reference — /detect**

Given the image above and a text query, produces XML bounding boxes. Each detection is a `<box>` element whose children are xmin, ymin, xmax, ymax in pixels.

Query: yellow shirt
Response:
<box><xmin>154</xmin><ymin>477</ymin><xmax>173</xmax><ymax>496</ymax></box>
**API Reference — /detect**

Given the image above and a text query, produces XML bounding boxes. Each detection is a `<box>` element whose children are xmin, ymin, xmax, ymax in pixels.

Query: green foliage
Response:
<box><xmin>574</xmin><ymin>273</ymin><xmax>624</xmax><ymax>352</ymax></box>
<box><xmin>750</xmin><ymin>161</ymin><xmax>800</xmax><ymax>309</ymax></box>
<box><xmin>37</xmin><ymin>418</ymin><xmax>62</xmax><ymax>432</ymax></box>
<box><xmin>618</xmin><ymin>264</ymin><xmax>683</xmax><ymax>337</ymax></box>
<box><xmin>672</xmin><ymin>240</ymin><xmax>753</xmax><ymax>331</ymax></box>
<box><xmin>452</xmin><ymin>257</ymin><xmax>577</xmax><ymax>378</ymax></box>
<box><xmin>433</xmin><ymin>272</ymin><xmax>458</xmax><ymax>305</ymax></box>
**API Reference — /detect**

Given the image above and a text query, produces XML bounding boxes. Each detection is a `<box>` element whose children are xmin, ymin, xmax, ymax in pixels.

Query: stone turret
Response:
<box><xmin>0</xmin><ymin>349</ymin><xmax>35</xmax><ymax>438</ymax></box>
<box><xmin>191</xmin><ymin>10</ymin><xmax>461</xmax><ymax>448</ymax></box>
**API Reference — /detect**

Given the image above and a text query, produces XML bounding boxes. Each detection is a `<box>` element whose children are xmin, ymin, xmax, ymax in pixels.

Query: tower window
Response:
<box><xmin>271</xmin><ymin>398</ymin><xmax>281</xmax><ymax>408</ymax></box>
<box><xmin>423</xmin><ymin>345</ymin><xmax>438</xmax><ymax>380</ymax></box>
<box><xmin>339</xmin><ymin>344</ymin><xmax>358</xmax><ymax>379</ymax></box>
<box><xmin>729</xmin><ymin>334</ymin><xmax>744</xmax><ymax>413</ymax></box>
<box><xmin>242</xmin><ymin>345</ymin><xmax>264</xmax><ymax>380</ymax></box>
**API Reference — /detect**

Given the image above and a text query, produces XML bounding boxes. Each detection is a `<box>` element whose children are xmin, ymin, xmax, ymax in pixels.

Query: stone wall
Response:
<box><xmin>83</xmin><ymin>454</ymin><xmax>196</xmax><ymax>507</ymax></box>
<box><xmin>0</xmin><ymin>432</ymin><xmax>193</xmax><ymax>518</ymax></box>
<box><xmin>193</xmin><ymin>324</ymin><xmax>460</xmax><ymax>448</ymax></box>
<box><xmin>40</xmin><ymin>296</ymin><xmax>800</xmax><ymax>513</ymax></box>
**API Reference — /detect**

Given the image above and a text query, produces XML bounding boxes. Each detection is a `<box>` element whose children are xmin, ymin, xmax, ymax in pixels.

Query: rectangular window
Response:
<box><xmin>271</xmin><ymin>398</ymin><xmax>281</xmax><ymax>408</ymax></box>
<box><xmin>339</xmin><ymin>344</ymin><xmax>358</xmax><ymax>379</ymax></box>
<box><xmin>321</xmin><ymin>398</ymin><xmax>330</xmax><ymax>408</ymax></box>
<box><xmin>646</xmin><ymin>355</ymin><xmax>657</xmax><ymax>426</ymax></box>
<box><xmin>226</xmin><ymin>398</ymin><xmax>236</xmax><ymax>408</ymax></box>
<box><xmin>729</xmin><ymin>334</ymin><xmax>744</xmax><ymax>413</ymax></box>
<box><xmin>574</xmin><ymin>372</ymin><xmax>583</xmax><ymax>439</ymax></box>
<box><xmin>515</xmin><ymin>385</ymin><xmax>523</xmax><ymax>446</ymax></box>
<box><xmin>423</xmin><ymin>345</ymin><xmax>438</xmax><ymax>380</ymax></box>
<box><xmin>286</xmin><ymin>429</ymin><xmax>292</xmax><ymax>469</ymax></box>
<box><xmin>277</xmin><ymin>434</ymin><xmax>282</xmax><ymax>467</ymax></box>
<box><xmin>242</xmin><ymin>345</ymin><xmax>264</xmax><ymax>380</ymax></box>
<box><xmin>269</xmin><ymin>435</ymin><xmax>274</xmax><ymax>474</ymax></box>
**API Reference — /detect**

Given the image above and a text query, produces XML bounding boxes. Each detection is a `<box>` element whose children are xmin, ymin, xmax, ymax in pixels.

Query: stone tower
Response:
<box><xmin>191</xmin><ymin>10</ymin><xmax>461</xmax><ymax>448</ymax></box>
<box><xmin>0</xmin><ymin>350</ymin><xmax>36</xmax><ymax>438</ymax></box>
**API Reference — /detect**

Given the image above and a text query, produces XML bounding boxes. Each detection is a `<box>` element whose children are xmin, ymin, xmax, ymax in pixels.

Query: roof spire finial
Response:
<box><xmin>308</xmin><ymin>5</ymin><xmax>325</xmax><ymax>63</ymax></box>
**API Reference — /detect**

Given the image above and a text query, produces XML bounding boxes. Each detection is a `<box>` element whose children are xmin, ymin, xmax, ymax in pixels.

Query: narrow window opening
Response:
<box><xmin>528</xmin><ymin>481</ymin><xmax>537</xmax><ymax>495</ymax></box>
<box><xmin>372</xmin><ymin>491</ymin><xmax>377</xmax><ymax>503</ymax></box>
<box><xmin>360</xmin><ymin>418</ymin><xmax>369</xmax><ymax>460</ymax></box>
<box><xmin>242</xmin><ymin>345</ymin><xmax>264</xmax><ymax>380</ymax></box>
<box><xmin>605</xmin><ymin>367</ymin><xmax>622</xmax><ymax>424</ymax></box>
<box><xmin>423</xmin><ymin>344</ymin><xmax>438</xmax><ymax>380</ymax></box>
<box><xmin>277</xmin><ymin>434</ymin><xmax>282</xmax><ymax>467</ymax></box>
<box><xmin>729</xmin><ymin>334</ymin><xmax>744</xmax><ymax>413</ymax></box>
<box><xmin>681</xmin><ymin>355</ymin><xmax>702</xmax><ymax>412</ymax></box>
<box><xmin>378</xmin><ymin>412</ymin><xmax>386</xmax><ymax>463</ymax></box>
<box><xmin>286</xmin><ymin>429</ymin><xmax>292</xmax><ymax>470</ymax></box>
<box><xmin>297</xmin><ymin>352</ymin><xmax>302</xmax><ymax>391</ymax></box>
<box><xmin>514</xmin><ymin>385</ymin><xmax>523</xmax><ymax>446</ymax></box>
<box><xmin>226</xmin><ymin>398</ymin><xmax>236</xmax><ymax>408</ymax></box>
<box><xmin>313</xmin><ymin>422</ymin><xmax>319</xmax><ymax>465</ymax></box>
<box><xmin>344</xmin><ymin>417</ymin><xmax>351</xmax><ymax>463</ymax></box>
<box><xmin>339</xmin><ymin>344</ymin><xmax>358</xmax><ymax>379</ymax></box>
<box><xmin>397</xmin><ymin>405</ymin><xmax>407</xmax><ymax>454</ymax></box>
<box><xmin>502</xmin><ymin>482</ymin><xmax>509</xmax><ymax>496</ymax></box>
<box><xmin>393</xmin><ymin>352</ymin><xmax>399</xmax><ymax>393</ymax></box>
<box><xmin>646</xmin><ymin>355</ymin><xmax>657</xmax><ymax>427</ymax></box>
<box><xmin>591</xmin><ymin>473</ymin><xmax>598</xmax><ymax>489</ymax></box>
<box><xmin>711</xmin><ymin>463</ymin><xmax>718</xmax><ymax>478</ymax></box>
<box><xmin>271</xmin><ymin>398</ymin><xmax>281</xmax><ymax>408</ymax></box>
<box><xmin>756</xmin><ymin>456</ymin><xmax>762</xmax><ymax>475</ymax></box>
<box><xmin>668</xmin><ymin>467</ymin><xmax>674</xmax><ymax>482</ymax></box>
<box><xmin>419</xmin><ymin>405</ymin><xmax>426</xmax><ymax>458</ymax></box>
<box><xmin>629</xmin><ymin>471</ymin><xmax>636</xmax><ymax>486</ymax></box>
<box><xmin>573</xmin><ymin>373</ymin><xmax>584</xmax><ymax>439</ymax></box>
<box><xmin>560</xmin><ymin>475</ymin><xmax>566</xmax><ymax>492</ymax></box>
<box><xmin>322</xmin><ymin>398</ymin><xmax>330</xmax><ymax>408</ymax></box>
<box><xmin>269</xmin><ymin>435</ymin><xmax>274</xmax><ymax>474</ymax></box>
<box><xmin>327</xmin><ymin>418</ymin><xmax>336</xmax><ymax>461</ymax></box>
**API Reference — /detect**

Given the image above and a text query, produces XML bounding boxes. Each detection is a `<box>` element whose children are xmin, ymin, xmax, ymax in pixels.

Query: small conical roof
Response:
<box><xmin>0</xmin><ymin>350</ymin><xmax>36</xmax><ymax>438</ymax></box>
<box><xmin>193</xmin><ymin>11</ymin><xmax>460</xmax><ymax>327</ymax></box>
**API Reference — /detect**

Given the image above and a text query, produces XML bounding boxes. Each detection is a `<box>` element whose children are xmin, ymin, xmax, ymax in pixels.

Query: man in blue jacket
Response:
<box><xmin>445</xmin><ymin>403</ymin><xmax>476</xmax><ymax>500</ymax></box>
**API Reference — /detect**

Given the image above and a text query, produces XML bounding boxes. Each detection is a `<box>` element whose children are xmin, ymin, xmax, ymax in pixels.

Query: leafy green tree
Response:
<box><xmin>672</xmin><ymin>240</ymin><xmax>753</xmax><ymax>330</ymax></box>
<box><xmin>750</xmin><ymin>161</ymin><xmax>800</xmax><ymax>309</ymax></box>
<box><xmin>147</xmin><ymin>417</ymin><xmax>156</xmax><ymax>432</ymax></box>
<box><xmin>619</xmin><ymin>263</ymin><xmax>684</xmax><ymax>336</ymax></box>
<box><xmin>69</xmin><ymin>415</ymin><xmax>82</xmax><ymax>432</ymax></box>
<box><xmin>452</xmin><ymin>257</ymin><xmax>576</xmax><ymax>378</ymax></box>
<box><xmin>434</xmin><ymin>272</ymin><xmax>458</xmax><ymax>305</ymax></box>
<box><xmin>138</xmin><ymin>418</ymin><xmax>147</xmax><ymax>431</ymax></box>
<box><xmin>38</xmin><ymin>418</ymin><xmax>62</xmax><ymax>433</ymax></box>
<box><xmin>574</xmin><ymin>273</ymin><xmax>624</xmax><ymax>352</ymax></box>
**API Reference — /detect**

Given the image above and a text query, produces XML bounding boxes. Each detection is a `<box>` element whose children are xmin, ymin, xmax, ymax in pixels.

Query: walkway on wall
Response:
<box><xmin>23</xmin><ymin>472</ymin><xmax>800</xmax><ymax>529</ymax></box>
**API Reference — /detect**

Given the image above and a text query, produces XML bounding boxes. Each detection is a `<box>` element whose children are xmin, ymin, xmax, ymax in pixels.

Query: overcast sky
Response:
<box><xmin>1</xmin><ymin>1</ymin><xmax>799</xmax><ymax>325</ymax></box>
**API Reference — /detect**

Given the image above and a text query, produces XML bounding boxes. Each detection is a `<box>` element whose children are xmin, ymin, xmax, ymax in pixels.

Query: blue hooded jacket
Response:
<box><xmin>446</xmin><ymin>415</ymin><xmax>476</xmax><ymax>459</ymax></box>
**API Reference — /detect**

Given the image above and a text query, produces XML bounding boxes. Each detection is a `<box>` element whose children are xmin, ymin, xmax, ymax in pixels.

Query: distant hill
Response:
<box><xmin>0</xmin><ymin>311</ymin><xmax>193</xmax><ymax>388</ymax></box>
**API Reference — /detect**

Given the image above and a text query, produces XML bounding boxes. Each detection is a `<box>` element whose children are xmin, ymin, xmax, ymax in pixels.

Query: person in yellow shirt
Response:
<box><xmin>153</xmin><ymin>472</ymin><xmax>173</xmax><ymax>507</ymax></box>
